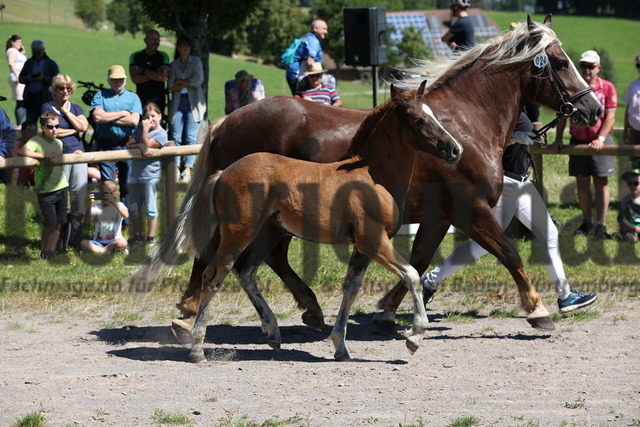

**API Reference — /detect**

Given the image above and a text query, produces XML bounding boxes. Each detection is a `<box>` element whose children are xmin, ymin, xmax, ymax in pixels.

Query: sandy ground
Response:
<box><xmin>1</xmin><ymin>290</ymin><xmax>639</xmax><ymax>426</ymax></box>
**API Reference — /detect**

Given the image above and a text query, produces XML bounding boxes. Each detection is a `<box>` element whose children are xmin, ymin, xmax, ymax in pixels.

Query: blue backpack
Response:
<box><xmin>280</xmin><ymin>38</ymin><xmax>304</xmax><ymax>68</ymax></box>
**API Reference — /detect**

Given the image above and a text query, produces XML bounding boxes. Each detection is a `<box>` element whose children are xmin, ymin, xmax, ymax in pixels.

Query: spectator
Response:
<box><xmin>552</xmin><ymin>50</ymin><xmax>617</xmax><ymax>240</ymax></box>
<box><xmin>295</xmin><ymin>63</ymin><xmax>342</xmax><ymax>107</ymax></box>
<box><xmin>623</xmin><ymin>53</ymin><xmax>640</xmax><ymax>169</ymax></box>
<box><xmin>79</xmin><ymin>180</ymin><xmax>129</xmax><ymax>255</ymax></box>
<box><xmin>224</xmin><ymin>69</ymin><xmax>264</xmax><ymax>115</ymax></box>
<box><xmin>90</xmin><ymin>65</ymin><xmax>142</xmax><ymax>214</ymax></box>
<box><xmin>129</xmin><ymin>29</ymin><xmax>170</xmax><ymax>114</ymax></box>
<box><xmin>420</xmin><ymin>113</ymin><xmax>598</xmax><ymax>314</ymax></box>
<box><xmin>42</xmin><ymin>74</ymin><xmax>89</xmax><ymax>250</ymax></box>
<box><xmin>19</xmin><ymin>111</ymin><xmax>68</xmax><ymax>260</ymax></box>
<box><xmin>18</xmin><ymin>40</ymin><xmax>59</xmax><ymax>123</ymax></box>
<box><xmin>618</xmin><ymin>169</ymin><xmax>640</xmax><ymax>243</ymax></box>
<box><xmin>9</xmin><ymin>119</ymin><xmax>36</xmax><ymax>186</ymax></box>
<box><xmin>125</xmin><ymin>102</ymin><xmax>168</xmax><ymax>247</ymax></box>
<box><xmin>442</xmin><ymin>0</ymin><xmax>475</xmax><ymax>51</ymax></box>
<box><xmin>167</xmin><ymin>35</ymin><xmax>206</xmax><ymax>182</ymax></box>
<box><xmin>0</xmin><ymin>105</ymin><xmax>15</xmax><ymax>182</ymax></box>
<box><xmin>6</xmin><ymin>34</ymin><xmax>27</xmax><ymax>126</ymax></box>
<box><xmin>285</xmin><ymin>19</ymin><xmax>328</xmax><ymax>95</ymax></box>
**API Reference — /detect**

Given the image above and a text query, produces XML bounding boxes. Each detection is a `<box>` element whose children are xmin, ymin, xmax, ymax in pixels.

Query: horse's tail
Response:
<box><xmin>128</xmin><ymin>116</ymin><xmax>227</xmax><ymax>288</ymax></box>
<box><xmin>188</xmin><ymin>170</ymin><xmax>222</xmax><ymax>257</ymax></box>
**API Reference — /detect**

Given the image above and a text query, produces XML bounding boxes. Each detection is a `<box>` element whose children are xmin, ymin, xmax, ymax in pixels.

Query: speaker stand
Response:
<box><xmin>372</xmin><ymin>65</ymin><xmax>379</xmax><ymax>108</ymax></box>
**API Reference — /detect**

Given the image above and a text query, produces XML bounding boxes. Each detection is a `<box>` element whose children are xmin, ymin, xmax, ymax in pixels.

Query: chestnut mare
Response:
<box><xmin>180</xmin><ymin>83</ymin><xmax>461</xmax><ymax>362</ymax></box>
<box><xmin>134</xmin><ymin>17</ymin><xmax>601</xmax><ymax>356</ymax></box>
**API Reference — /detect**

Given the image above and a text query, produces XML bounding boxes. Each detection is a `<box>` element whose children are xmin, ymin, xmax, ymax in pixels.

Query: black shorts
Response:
<box><xmin>568</xmin><ymin>136</ymin><xmax>615</xmax><ymax>177</ymax></box>
<box><xmin>37</xmin><ymin>188</ymin><xmax>68</xmax><ymax>227</ymax></box>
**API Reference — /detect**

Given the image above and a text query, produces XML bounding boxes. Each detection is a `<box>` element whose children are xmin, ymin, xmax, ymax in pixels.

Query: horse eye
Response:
<box><xmin>557</xmin><ymin>60</ymin><xmax>568</xmax><ymax>70</ymax></box>
<box><xmin>414</xmin><ymin>118</ymin><xmax>425</xmax><ymax>127</ymax></box>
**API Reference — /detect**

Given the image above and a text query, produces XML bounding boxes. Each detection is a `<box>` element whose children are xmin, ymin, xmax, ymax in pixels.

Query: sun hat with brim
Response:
<box><xmin>108</xmin><ymin>65</ymin><xmax>127</xmax><ymax>79</ymax></box>
<box><xmin>579</xmin><ymin>50</ymin><xmax>600</xmax><ymax>65</ymax></box>
<box><xmin>621</xmin><ymin>169</ymin><xmax>640</xmax><ymax>182</ymax></box>
<box><xmin>305</xmin><ymin>62</ymin><xmax>327</xmax><ymax>76</ymax></box>
<box><xmin>235</xmin><ymin>70</ymin><xmax>253</xmax><ymax>81</ymax></box>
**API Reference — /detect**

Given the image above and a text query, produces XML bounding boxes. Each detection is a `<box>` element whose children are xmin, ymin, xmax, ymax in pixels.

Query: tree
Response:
<box><xmin>383</xmin><ymin>26</ymin><xmax>432</xmax><ymax>79</ymax></box>
<box><xmin>106</xmin><ymin>0</ymin><xmax>152</xmax><ymax>38</ymax></box>
<box><xmin>74</xmin><ymin>0</ymin><xmax>105</xmax><ymax>31</ymax></box>
<box><xmin>138</xmin><ymin>0</ymin><xmax>262</xmax><ymax>118</ymax></box>
<box><xmin>232</xmin><ymin>0</ymin><xmax>307</xmax><ymax>64</ymax></box>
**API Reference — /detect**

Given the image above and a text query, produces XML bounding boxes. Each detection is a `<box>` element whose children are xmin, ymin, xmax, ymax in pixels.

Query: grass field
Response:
<box><xmin>0</xmin><ymin>8</ymin><xmax>638</xmax><ymax>304</ymax></box>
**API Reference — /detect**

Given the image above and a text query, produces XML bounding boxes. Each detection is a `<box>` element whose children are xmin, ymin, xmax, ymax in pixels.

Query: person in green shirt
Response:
<box><xmin>19</xmin><ymin>111</ymin><xmax>68</xmax><ymax>259</ymax></box>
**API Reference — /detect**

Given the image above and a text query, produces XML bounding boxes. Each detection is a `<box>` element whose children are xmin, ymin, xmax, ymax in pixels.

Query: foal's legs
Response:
<box><xmin>331</xmin><ymin>237</ymin><xmax>429</xmax><ymax>360</ymax></box>
<box><xmin>375</xmin><ymin>222</ymin><xmax>450</xmax><ymax>325</ymax></box>
<box><xmin>330</xmin><ymin>249</ymin><xmax>371</xmax><ymax>361</ymax></box>
<box><xmin>362</xmin><ymin>238</ymin><xmax>430</xmax><ymax>355</ymax></box>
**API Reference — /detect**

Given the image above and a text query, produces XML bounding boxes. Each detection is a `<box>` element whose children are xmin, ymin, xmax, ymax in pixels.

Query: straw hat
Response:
<box><xmin>305</xmin><ymin>62</ymin><xmax>326</xmax><ymax>76</ymax></box>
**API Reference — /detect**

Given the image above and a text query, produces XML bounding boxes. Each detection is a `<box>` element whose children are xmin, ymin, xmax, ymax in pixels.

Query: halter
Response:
<box><xmin>532</xmin><ymin>41</ymin><xmax>594</xmax><ymax>146</ymax></box>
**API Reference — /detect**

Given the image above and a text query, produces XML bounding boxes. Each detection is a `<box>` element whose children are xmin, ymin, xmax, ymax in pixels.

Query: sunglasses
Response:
<box><xmin>44</xmin><ymin>124</ymin><xmax>60</xmax><ymax>130</ymax></box>
<box><xmin>579</xmin><ymin>63</ymin><xmax>597</xmax><ymax>70</ymax></box>
<box><xmin>57</xmin><ymin>86</ymin><xmax>73</xmax><ymax>92</ymax></box>
<box><xmin>628</xmin><ymin>181</ymin><xmax>640</xmax><ymax>187</ymax></box>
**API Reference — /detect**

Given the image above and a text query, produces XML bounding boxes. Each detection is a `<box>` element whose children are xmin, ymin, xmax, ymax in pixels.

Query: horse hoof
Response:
<box><xmin>334</xmin><ymin>351</ymin><xmax>351</xmax><ymax>361</ymax></box>
<box><xmin>266</xmin><ymin>338</ymin><xmax>281</xmax><ymax>350</ymax></box>
<box><xmin>171</xmin><ymin>318</ymin><xmax>194</xmax><ymax>344</ymax></box>
<box><xmin>527</xmin><ymin>315</ymin><xmax>555</xmax><ymax>331</ymax></box>
<box><xmin>188</xmin><ymin>351</ymin><xmax>207</xmax><ymax>363</ymax></box>
<box><xmin>301</xmin><ymin>310</ymin><xmax>325</xmax><ymax>329</ymax></box>
<box><xmin>405</xmin><ymin>335</ymin><xmax>422</xmax><ymax>355</ymax></box>
<box><xmin>372</xmin><ymin>311</ymin><xmax>396</xmax><ymax>327</ymax></box>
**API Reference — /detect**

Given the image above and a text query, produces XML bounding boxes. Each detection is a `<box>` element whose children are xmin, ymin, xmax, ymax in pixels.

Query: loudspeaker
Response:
<box><xmin>344</xmin><ymin>6</ymin><xmax>387</xmax><ymax>66</ymax></box>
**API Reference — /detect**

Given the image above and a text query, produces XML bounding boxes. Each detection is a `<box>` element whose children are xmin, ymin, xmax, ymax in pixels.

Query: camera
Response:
<box><xmin>91</xmin><ymin>192</ymin><xmax>104</xmax><ymax>200</ymax></box>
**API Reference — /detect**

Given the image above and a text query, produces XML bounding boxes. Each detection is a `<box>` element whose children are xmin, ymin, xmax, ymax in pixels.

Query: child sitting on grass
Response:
<box><xmin>125</xmin><ymin>102</ymin><xmax>167</xmax><ymax>248</ymax></box>
<box><xmin>80</xmin><ymin>180</ymin><xmax>129</xmax><ymax>254</ymax></box>
<box><xmin>618</xmin><ymin>169</ymin><xmax>640</xmax><ymax>243</ymax></box>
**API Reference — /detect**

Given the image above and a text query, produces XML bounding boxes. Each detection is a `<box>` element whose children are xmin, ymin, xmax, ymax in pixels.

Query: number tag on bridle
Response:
<box><xmin>533</xmin><ymin>52</ymin><xmax>549</xmax><ymax>69</ymax></box>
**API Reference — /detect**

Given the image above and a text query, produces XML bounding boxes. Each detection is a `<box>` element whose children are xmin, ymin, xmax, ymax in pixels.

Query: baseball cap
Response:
<box><xmin>31</xmin><ymin>40</ymin><xmax>45</xmax><ymax>49</ymax></box>
<box><xmin>621</xmin><ymin>169</ymin><xmax>640</xmax><ymax>182</ymax></box>
<box><xmin>108</xmin><ymin>65</ymin><xmax>127</xmax><ymax>79</ymax></box>
<box><xmin>579</xmin><ymin>50</ymin><xmax>600</xmax><ymax>65</ymax></box>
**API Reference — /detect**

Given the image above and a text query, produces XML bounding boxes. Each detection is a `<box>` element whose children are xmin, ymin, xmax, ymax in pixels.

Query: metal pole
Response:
<box><xmin>372</xmin><ymin>65</ymin><xmax>378</xmax><ymax>108</ymax></box>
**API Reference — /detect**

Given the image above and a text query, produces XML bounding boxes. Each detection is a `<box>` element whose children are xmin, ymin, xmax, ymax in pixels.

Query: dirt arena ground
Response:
<box><xmin>1</xmin><ymin>291</ymin><xmax>639</xmax><ymax>426</ymax></box>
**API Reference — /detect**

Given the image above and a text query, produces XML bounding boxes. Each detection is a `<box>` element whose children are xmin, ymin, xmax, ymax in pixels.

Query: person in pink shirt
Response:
<box><xmin>552</xmin><ymin>50</ymin><xmax>617</xmax><ymax>239</ymax></box>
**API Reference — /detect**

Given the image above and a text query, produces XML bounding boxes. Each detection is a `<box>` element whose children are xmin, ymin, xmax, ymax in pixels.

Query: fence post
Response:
<box><xmin>164</xmin><ymin>141</ymin><xmax>177</xmax><ymax>229</ymax></box>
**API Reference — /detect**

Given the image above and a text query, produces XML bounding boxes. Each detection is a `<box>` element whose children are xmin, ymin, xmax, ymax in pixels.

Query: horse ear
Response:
<box><xmin>526</xmin><ymin>15</ymin><xmax>534</xmax><ymax>32</ymax></box>
<box><xmin>417</xmin><ymin>80</ymin><xmax>427</xmax><ymax>97</ymax></box>
<box><xmin>390</xmin><ymin>84</ymin><xmax>401</xmax><ymax>100</ymax></box>
<box><xmin>543</xmin><ymin>14</ymin><xmax>552</xmax><ymax>28</ymax></box>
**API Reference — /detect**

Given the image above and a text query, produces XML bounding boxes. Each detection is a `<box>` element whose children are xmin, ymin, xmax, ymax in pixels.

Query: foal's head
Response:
<box><xmin>392</xmin><ymin>81</ymin><xmax>462</xmax><ymax>164</ymax></box>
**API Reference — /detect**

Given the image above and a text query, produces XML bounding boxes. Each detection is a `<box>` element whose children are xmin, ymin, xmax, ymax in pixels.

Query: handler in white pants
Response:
<box><xmin>422</xmin><ymin>113</ymin><xmax>597</xmax><ymax>313</ymax></box>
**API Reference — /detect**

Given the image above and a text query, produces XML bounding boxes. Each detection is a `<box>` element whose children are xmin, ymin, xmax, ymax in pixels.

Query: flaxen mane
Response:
<box><xmin>397</xmin><ymin>20</ymin><xmax>558</xmax><ymax>92</ymax></box>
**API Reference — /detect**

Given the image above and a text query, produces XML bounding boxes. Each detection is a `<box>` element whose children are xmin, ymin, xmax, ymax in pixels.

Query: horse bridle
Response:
<box><xmin>532</xmin><ymin>41</ymin><xmax>595</xmax><ymax>146</ymax></box>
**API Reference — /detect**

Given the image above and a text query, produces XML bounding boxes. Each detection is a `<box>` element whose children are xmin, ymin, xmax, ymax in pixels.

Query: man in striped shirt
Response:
<box><xmin>295</xmin><ymin>63</ymin><xmax>342</xmax><ymax>107</ymax></box>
